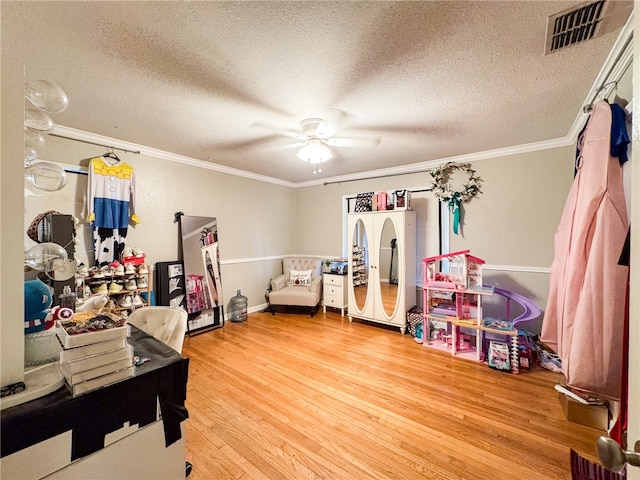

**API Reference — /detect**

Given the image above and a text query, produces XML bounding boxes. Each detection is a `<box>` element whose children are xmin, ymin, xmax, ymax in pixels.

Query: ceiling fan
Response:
<box><xmin>252</xmin><ymin>116</ymin><xmax>381</xmax><ymax>174</ymax></box>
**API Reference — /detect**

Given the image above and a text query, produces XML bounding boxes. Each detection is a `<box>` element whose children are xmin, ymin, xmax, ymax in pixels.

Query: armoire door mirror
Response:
<box><xmin>379</xmin><ymin>217</ymin><xmax>399</xmax><ymax>317</ymax></box>
<box><xmin>179</xmin><ymin>215</ymin><xmax>224</xmax><ymax>331</ymax></box>
<box><xmin>352</xmin><ymin>218</ymin><xmax>369</xmax><ymax>312</ymax></box>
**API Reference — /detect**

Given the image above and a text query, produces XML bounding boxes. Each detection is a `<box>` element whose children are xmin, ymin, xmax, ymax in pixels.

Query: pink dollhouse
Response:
<box><xmin>422</xmin><ymin>250</ymin><xmax>539</xmax><ymax>374</ymax></box>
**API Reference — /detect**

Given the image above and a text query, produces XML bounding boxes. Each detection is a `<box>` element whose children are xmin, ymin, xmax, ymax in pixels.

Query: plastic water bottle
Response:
<box><xmin>59</xmin><ymin>285</ymin><xmax>76</xmax><ymax>312</ymax></box>
<box><xmin>229</xmin><ymin>290</ymin><xmax>248</xmax><ymax>322</ymax></box>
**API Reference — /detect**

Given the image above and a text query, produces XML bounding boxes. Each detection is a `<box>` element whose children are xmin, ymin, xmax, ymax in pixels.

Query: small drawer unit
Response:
<box><xmin>323</xmin><ymin>273</ymin><xmax>348</xmax><ymax>317</ymax></box>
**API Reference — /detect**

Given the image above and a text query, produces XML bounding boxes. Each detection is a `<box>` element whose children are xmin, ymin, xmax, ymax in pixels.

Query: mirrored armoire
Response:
<box><xmin>347</xmin><ymin>210</ymin><xmax>416</xmax><ymax>334</ymax></box>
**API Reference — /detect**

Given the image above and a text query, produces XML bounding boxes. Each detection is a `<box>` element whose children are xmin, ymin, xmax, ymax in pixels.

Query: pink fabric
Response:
<box><xmin>541</xmin><ymin>101</ymin><xmax>629</xmax><ymax>399</ymax></box>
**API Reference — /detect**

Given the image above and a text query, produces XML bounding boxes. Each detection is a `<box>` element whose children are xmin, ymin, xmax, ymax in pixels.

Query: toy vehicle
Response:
<box><xmin>1</xmin><ymin>381</ymin><xmax>26</xmax><ymax>397</ymax></box>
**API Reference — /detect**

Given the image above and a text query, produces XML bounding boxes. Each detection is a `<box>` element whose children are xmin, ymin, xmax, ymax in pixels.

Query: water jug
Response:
<box><xmin>229</xmin><ymin>289</ymin><xmax>248</xmax><ymax>322</ymax></box>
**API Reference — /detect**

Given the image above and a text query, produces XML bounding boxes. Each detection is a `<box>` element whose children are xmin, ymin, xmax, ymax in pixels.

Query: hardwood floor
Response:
<box><xmin>182</xmin><ymin>311</ymin><xmax>604</xmax><ymax>479</ymax></box>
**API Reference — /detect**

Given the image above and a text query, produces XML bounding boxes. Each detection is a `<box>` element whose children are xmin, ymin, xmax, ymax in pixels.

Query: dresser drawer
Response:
<box><xmin>324</xmin><ymin>294</ymin><xmax>345</xmax><ymax>307</ymax></box>
<box><xmin>324</xmin><ymin>285</ymin><xmax>344</xmax><ymax>297</ymax></box>
<box><xmin>323</xmin><ymin>274</ymin><xmax>344</xmax><ymax>287</ymax></box>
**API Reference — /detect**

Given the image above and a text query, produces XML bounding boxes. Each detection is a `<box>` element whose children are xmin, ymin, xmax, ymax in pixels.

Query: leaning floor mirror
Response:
<box><xmin>179</xmin><ymin>214</ymin><xmax>224</xmax><ymax>334</ymax></box>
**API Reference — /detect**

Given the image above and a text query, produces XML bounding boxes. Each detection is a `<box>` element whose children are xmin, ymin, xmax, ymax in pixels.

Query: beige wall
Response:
<box><xmin>449</xmin><ymin>146</ymin><xmax>574</xmax><ymax>267</ymax></box>
<box><xmin>26</xmin><ymin>136</ymin><xmax>296</xmax><ymax>314</ymax></box>
<box><xmin>1</xmin><ymin>48</ymin><xmax>27</xmax><ymax>387</ymax></box>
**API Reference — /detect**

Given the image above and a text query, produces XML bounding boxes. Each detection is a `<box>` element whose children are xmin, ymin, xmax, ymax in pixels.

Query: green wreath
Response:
<box><xmin>429</xmin><ymin>162</ymin><xmax>482</xmax><ymax>234</ymax></box>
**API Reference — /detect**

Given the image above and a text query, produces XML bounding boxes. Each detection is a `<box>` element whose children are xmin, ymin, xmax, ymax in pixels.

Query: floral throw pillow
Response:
<box><xmin>289</xmin><ymin>269</ymin><xmax>312</xmax><ymax>286</ymax></box>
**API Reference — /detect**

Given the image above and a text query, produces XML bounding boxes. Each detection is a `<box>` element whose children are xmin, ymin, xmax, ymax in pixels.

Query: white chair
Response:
<box><xmin>126</xmin><ymin>306</ymin><xmax>192</xmax><ymax>476</ymax></box>
<box><xmin>268</xmin><ymin>257</ymin><xmax>323</xmax><ymax>317</ymax></box>
<box><xmin>127</xmin><ymin>306</ymin><xmax>188</xmax><ymax>353</ymax></box>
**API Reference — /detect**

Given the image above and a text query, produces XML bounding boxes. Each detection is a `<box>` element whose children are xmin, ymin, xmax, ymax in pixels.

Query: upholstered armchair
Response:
<box><xmin>268</xmin><ymin>257</ymin><xmax>323</xmax><ymax>317</ymax></box>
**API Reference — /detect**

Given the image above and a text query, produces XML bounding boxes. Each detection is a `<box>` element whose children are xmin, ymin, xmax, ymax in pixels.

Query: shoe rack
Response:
<box><xmin>78</xmin><ymin>265</ymin><xmax>151</xmax><ymax>315</ymax></box>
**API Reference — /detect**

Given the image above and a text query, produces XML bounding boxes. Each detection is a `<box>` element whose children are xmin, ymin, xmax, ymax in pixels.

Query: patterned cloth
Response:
<box><xmin>571</xmin><ymin>449</ymin><xmax>626</xmax><ymax>480</ymax></box>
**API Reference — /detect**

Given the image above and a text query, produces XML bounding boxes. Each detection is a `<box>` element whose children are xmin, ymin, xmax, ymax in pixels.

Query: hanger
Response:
<box><xmin>582</xmin><ymin>81</ymin><xmax>618</xmax><ymax>113</ymax></box>
<box><xmin>103</xmin><ymin>148</ymin><xmax>121</xmax><ymax>165</ymax></box>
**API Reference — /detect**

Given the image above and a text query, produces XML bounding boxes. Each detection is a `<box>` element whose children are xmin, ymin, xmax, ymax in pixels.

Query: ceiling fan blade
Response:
<box><xmin>250</xmin><ymin>121</ymin><xmax>304</xmax><ymax>140</ymax></box>
<box><xmin>315</xmin><ymin>119</ymin><xmax>330</xmax><ymax>137</ymax></box>
<box><xmin>327</xmin><ymin>136</ymin><xmax>381</xmax><ymax>148</ymax></box>
<box><xmin>270</xmin><ymin>140</ymin><xmax>308</xmax><ymax>150</ymax></box>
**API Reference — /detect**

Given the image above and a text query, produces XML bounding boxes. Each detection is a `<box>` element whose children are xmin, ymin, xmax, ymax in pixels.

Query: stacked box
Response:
<box><xmin>56</xmin><ymin>320</ymin><xmax>133</xmax><ymax>397</ymax></box>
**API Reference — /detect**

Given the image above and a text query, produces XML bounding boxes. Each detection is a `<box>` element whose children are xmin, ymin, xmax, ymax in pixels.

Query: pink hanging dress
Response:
<box><xmin>541</xmin><ymin>100</ymin><xmax>629</xmax><ymax>399</ymax></box>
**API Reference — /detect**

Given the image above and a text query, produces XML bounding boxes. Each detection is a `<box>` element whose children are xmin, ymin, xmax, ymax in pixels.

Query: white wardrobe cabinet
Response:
<box><xmin>347</xmin><ymin>211</ymin><xmax>416</xmax><ymax>334</ymax></box>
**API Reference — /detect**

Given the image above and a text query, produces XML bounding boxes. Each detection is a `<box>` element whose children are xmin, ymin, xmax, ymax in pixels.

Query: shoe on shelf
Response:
<box><xmin>122</xmin><ymin>247</ymin><xmax>133</xmax><ymax>258</ymax></box>
<box><xmin>124</xmin><ymin>279</ymin><xmax>138</xmax><ymax>291</ymax></box>
<box><xmin>124</xmin><ymin>263</ymin><xmax>137</xmax><ymax>275</ymax></box>
<box><xmin>108</xmin><ymin>282</ymin><xmax>124</xmax><ymax>294</ymax></box>
<box><xmin>118</xmin><ymin>295</ymin><xmax>133</xmax><ymax>308</ymax></box>
<box><xmin>114</xmin><ymin>264</ymin><xmax>125</xmax><ymax>276</ymax></box>
<box><xmin>110</xmin><ymin>260</ymin><xmax>121</xmax><ymax>268</ymax></box>
<box><xmin>101</xmin><ymin>266</ymin><xmax>115</xmax><ymax>277</ymax></box>
<box><xmin>136</xmin><ymin>276</ymin><xmax>148</xmax><ymax>289</ymax></box>
<box><xmin>133</xmin><ymin>247</ymin><xmax>145</xmax><ymax>258</ymax></box>
<box><xmin>132</xmin><ymin>294</ymin><xmax>144</xmax><ymax>307</ymax></box>
<box><xmin>91</xmin><ymin>283</ymin><xmax>108</xmax><ymax>294</ymax></box>
<box><xmin>89</xmin><ymin>267</ymin><xmax>104</xmax><ymax>278</ymax></box>
<box><xmin>137</xmin><ymin>264</ymin><xmax>149</xmax><ymax>274</ymax></box>
<box><xmin>77</xmin><ymin>264</ymin><xmax>89</xmax><ymax>278</ymax></box>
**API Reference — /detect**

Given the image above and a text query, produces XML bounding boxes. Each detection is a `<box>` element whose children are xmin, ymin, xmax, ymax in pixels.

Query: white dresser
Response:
<box><xmin>323</xmin><ymin>273</ymin><xmax>348</xmax><ymax>316</ymax></box>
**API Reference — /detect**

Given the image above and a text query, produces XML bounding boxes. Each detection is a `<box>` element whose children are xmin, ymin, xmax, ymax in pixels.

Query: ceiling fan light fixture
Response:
<box><xmin>296</xmin><ymin>138</ymin><xmax>333</xmax><ymax>164</ymax></box>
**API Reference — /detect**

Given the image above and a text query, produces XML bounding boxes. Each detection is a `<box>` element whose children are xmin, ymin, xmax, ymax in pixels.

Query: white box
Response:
<box><xmin>56</xmin><ymin>321</ymin><xmax>130</xmax><ymax>349</ymax></box>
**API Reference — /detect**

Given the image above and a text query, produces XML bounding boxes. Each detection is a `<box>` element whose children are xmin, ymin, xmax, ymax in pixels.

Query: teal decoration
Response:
<box><xmin>449</xmin><ymin>196</ymin><xmax>461</xmax><ymax>235</ymax></box>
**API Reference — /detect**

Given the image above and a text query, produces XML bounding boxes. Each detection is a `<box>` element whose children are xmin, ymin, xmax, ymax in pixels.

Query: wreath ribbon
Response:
<box><xmin>448</xmin><ymin>196</ymin><xmax>461</xmax><ymax>235</ymax></box>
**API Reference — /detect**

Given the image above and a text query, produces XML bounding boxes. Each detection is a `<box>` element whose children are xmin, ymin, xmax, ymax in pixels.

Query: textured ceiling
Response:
<box><xmin>2</xmin><ymin>1</ymin><xmax>633</xmax><ymax>184</ymax></box>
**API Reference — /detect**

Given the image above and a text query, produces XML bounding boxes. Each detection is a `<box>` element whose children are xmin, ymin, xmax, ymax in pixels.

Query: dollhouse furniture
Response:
<box><xmin>269</xmin><ymin>257</ymin><xmax>323</xmax><ymax>316</ymax></box>
<box><xmin>347</xmin><ymin>211</ymin><xmax>416</xmax><ymax>334</ymax></box>
<box><xmin>482</xmin><ymin>287</ymin><xmax>542</xmax><ymax>373</ymax></box>
<box><xmin>422</xmin><ymin>250</ymin><xmax>540</xmax><ymax>374</ymax></box>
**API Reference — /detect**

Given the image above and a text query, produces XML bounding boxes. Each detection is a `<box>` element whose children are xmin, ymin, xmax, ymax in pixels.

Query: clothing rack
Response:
<box><xmin>49</xmin><ymin>133</ymin><xmax>141</xmax><ymax>155</ymax></box>
<box><xmin>581</xmin><ymin>26</ymin><xmax>633</xmax><ymax>114</ymax></box>
<box><xmin>323</xmin><ymin>170</ymin><xmax>435</xmax><ymax>187</ymax></box>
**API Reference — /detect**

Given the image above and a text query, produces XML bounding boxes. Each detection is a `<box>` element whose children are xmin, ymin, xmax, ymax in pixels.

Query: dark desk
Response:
<box><xmin>1</xmin><ymin>325</ymin><xmax>189</xmax><ymax>461</ymax></box>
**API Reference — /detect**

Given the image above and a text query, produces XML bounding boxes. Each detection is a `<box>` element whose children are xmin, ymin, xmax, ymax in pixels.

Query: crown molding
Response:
<box><xmin>52</xmin><ymin>123</ymin><xmax>574</xmax><ymax>189</ymax></box>
<box><xmin>52</xmin><ymin>125</ymin><xmax>296</xmax><ymax>188</ymax></box>
<box><xmin>303</xmin><ymin>135</ymin><xmax>574</xmax><ymax>188</ymax></box>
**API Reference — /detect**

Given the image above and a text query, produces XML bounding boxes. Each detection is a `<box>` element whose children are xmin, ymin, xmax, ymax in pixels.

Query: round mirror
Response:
<box><xmin>379</xmin><ymin>217</ymin><xmax>399</xmax><ymax>317</ymax></box>
<box><xmin>352</xmin><ymin>219</ymin><xmax>369</xmax><ymax>312</ymax></box>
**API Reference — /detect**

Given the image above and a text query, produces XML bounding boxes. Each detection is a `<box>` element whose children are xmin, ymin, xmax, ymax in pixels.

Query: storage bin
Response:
<box><xmin>406</xmin><ymin>308</ymin><xmax>423</xmax><ymax>337</ymax></box>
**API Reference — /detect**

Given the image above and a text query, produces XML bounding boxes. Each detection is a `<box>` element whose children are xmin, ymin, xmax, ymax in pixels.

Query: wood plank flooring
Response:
<box><xmin>181</xmin><ymin>311</ymin><xmax>604</xmax><ymax>479</ymax></box>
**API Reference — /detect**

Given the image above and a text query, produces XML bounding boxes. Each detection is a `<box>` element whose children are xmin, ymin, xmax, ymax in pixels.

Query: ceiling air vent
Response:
<box><xmin>545</xmin><ymin>0</ymin><xmax>606</xmax><ymax>54</ymax></box>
